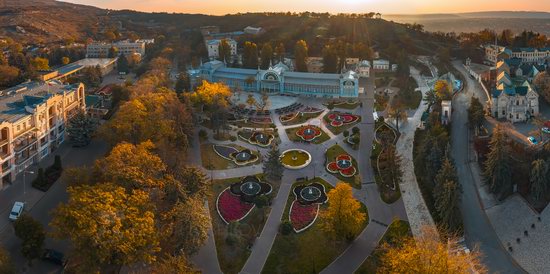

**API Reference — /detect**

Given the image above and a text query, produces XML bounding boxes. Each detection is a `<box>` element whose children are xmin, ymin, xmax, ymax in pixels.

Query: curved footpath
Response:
<box><xmin>394</xmin><ymin>66</ymin><xmax>438</xmax><ymax>239</ymax></box>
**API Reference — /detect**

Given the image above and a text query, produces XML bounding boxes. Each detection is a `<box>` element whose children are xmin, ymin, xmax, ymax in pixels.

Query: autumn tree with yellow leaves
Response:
<box><xmin>188</xmin><ymin>80</ymin><xmax>232</xmax><ymax>136</ymax></box>
<box><xmin>321</xmin><ymin>183</ymin><xmax>366</xmax><ymax>240</ymax></box>
<box><xmin>50</xmin><ymin>183</ymin><xmax>160</xmax><ymax>272</ymax></box>
<box><xmin>95</xmin><ymin>141</ymin><xmax>167</xmax><ymax>190</ymax></box>
<box><xmin>379</xmin><ymin>227</ymin><xmax>487</xmax><ymax>274</ymax></box>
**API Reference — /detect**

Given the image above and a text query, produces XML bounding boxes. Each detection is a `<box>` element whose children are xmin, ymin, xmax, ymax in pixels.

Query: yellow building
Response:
<box><xmin>0</xmin><ymin>81</ymin><xmax>86</xmax><ymax>188</ymax></box>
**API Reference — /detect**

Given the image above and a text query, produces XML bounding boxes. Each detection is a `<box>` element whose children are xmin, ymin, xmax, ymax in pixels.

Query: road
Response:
<box><xmin>452</xmin><ymin>62</ymin><xmax>525</xmax><ymax>274</ymax></box>
<box><xmin>0</xmin><ymin>139</ymin><xmax>108</xmax><ymax>273</ymax></box>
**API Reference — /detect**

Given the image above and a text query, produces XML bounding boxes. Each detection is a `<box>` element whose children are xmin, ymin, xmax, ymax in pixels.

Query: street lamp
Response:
<box><xmin>23</xmin><ymin>170</ymin><xmax>34</xmax><ymax>203</ymax></box>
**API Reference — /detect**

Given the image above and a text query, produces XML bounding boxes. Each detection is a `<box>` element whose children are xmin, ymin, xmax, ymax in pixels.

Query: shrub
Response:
<box><xmin>53</xmin><ymin>155</ymin><xmax>62</xmax><ymax>171</ymax></box>
<box><xmin>352</xmin><ymin>126</ymin><xmax>360</xmax><ymax>135</ymax></box>
<box><xmin>229</xmin><ymin>135</ymin><xmax>237</xmax><ymax>142</ymax></box>
<box><xmin>280</xmin><ymin>220</ymin><xmax>293</xmax><ymax>235</ymax></box>
<box><xmin>343</xmin><ymin>130</ymin><xmax>350</xmax><ymax>137</ymax></box>
<box><xmin>199</xmin><ymin>129</ymin><xmax>208</xmax><ymax>139</ymax></box>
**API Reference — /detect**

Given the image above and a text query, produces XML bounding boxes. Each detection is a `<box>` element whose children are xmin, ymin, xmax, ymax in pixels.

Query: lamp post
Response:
<box><xmin>23</xmin><ymin>170</ymin><xmax>34</xmax><ymax>203</ymax></box>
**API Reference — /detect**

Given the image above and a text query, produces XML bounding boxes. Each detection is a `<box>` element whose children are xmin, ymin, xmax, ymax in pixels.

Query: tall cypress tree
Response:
<box><xmin>530</xmin><ymin>159</ymin><xmax>549</xmax><ymax>203</ymax></box>
<box><xmin>434</xmin><ymin>154</ymin><xmax>462</xmax><ymax>232</ymax></box>
<box><xmin>260</xmin><ymin>43</ymin><xmax>273</xmax><ymax>70</ymax></box>
<box><xmin>263</xmin><ymin>146</ymin><xmax>284</xmax><ymax>181</ymax></box>
<box><xmin>294</xmin><ymin>40</ymin><xmax>308</xmax><ymax>72</ymax></box>
<box><xmin>483</xmin><ymin>125</ymin><xmax>512</xmax><ymax>199</ymax></box>
<box><xmin>322</xmin><ymin>45</ymin><xmax>338</xmax><ymax>73</ymax></box>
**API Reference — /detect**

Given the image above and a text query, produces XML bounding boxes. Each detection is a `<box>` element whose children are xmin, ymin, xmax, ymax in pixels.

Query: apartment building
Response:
<box><xmin>86</xmin><ymin>40</ymin><xmax>146</xmax><ymax>58</ymax></box>
<box><xmin>206</xmin><ymin>39</ymin><xmax>238</xmax><ymax>60</ymax></box>
<box><xmin>484</xmin><ymin>44</ymin><xmax>550</xmax><ymax>65</ymax></box>
<box><xmin>0</xmin><ymin>81</ymin><xmax>86</xmax><ymax>188</ymax></box>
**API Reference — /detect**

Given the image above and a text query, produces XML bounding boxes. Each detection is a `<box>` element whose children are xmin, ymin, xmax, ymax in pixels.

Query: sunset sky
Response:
<box><xmin>64</xmin><ymin>0</ymin><xmax>550</xmax><ymax>15</ymax></box>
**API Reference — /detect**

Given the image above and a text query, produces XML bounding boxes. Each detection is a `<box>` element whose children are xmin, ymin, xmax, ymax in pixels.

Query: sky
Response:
<box><xmin>64</xmin><ymin>0</ymin><xmax>550</xmax><ymax>15</ymax></box>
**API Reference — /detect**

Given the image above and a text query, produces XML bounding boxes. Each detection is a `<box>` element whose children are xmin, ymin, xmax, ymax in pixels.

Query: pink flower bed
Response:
<box><xmin>296</xmin><ymin>125</ymin><xmax>322</xmax><ymax>141</ymax></box>
<box><xmin>289</xmin><ymin>201</ymin><xmax>319</xmax><ymax>232</ymax></box>
<box><xmin>326</xmin><ymin>154</ymin><xmax>357</xmax><ymax>177</ymax></box>
<box><xmin>216</xmin><ymin>188</ymin><xmax>254</xmax><ymax>223</ymax></box>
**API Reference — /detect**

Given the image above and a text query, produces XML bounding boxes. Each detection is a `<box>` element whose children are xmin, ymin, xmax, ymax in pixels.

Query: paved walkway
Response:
<box><xmin>321</xmin><ymin>76</ymin><xmax>407</xmax><ymax>274</ymax></box>
<box><xmin>394</xmin><ymin>66</ymin><xmax>438</xmax><ymax>239</ymax></box>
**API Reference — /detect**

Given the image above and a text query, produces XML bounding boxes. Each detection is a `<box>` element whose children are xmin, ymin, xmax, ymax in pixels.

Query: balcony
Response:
<box><xmin>13</xmin><ymin>134</ymin><xmax>38</xmax><ymax>153</ymax></box>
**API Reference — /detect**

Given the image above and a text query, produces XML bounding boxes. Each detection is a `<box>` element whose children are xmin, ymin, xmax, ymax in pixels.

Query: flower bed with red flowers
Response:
<box><xmin>289</xmin><ymin>201</ymin><xmax>320</xmax><ymax>233</ymax></box>
<box><xmin>326</xmin><ymin>112</ymin><xmax>360</xmax><ymax>127</ymax></box>
<box><xmin>216</xmin><ymin>188</ymin><xmax>255</xmax><ymax>224</ymax></box>
<box><xmin>326</xmin><ymin>154</ymin><xmax>357</xmax><ymax>177</ymax></box>
<box><xmin>296</xmin><ymin>125</ymin><xmax>323</xmax><ymax>142</ymax></box>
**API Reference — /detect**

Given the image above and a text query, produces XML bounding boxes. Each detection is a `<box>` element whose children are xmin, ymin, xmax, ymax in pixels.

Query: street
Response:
<box><xmin>0</xmin><ymin>139</ymin><xmax>108</xmax><ymax>273</ymax></box>
<box><xmin>452</xmin><ymin>62</ymin><xmax>525</xmax><ymax>274</ymax></box>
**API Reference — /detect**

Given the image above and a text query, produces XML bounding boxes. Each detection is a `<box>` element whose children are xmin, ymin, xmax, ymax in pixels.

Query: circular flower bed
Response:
<box><xmin>296</xmin><ymin>125</ymin><xmax>322</xmax><ymax>142</ymax></box>
<box><xmin>326</xmin><ymin>154</ymin><xmax>357</xmax><ymax>177</ymax></box>
<box><xmin>238</xmin><ymin>130</ymin><xmax>275</xmax><ymax>147</ymax></box>
<box><xmin>326</xmin><ymin>112</ymin><xmax>360</xmax><ymax>127</ymax></box>
<box><xmin>229</xmin><ymin>149</ymin><xmax>259</xmax><ymax>166</ymax></box>
<box><xmin>289</xmin><ymin>182</ymin><xmax>328</xmax><ymax>232</ymax></box>
<box><xmin>216</xmin><ymin>188</ymin><xmax>255</xmax><ymax>224</ymax></box>
<box><xmin>280</xmin><ymin>149</ymin><xmax>312</xmax><ymax>169</ymax></box>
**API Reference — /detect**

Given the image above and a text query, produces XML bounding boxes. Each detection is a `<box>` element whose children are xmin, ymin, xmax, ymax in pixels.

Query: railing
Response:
<box><xmin>13</xmin><ymin>137</ymin><xmax>37</xmax><ymax>152</ymax></box>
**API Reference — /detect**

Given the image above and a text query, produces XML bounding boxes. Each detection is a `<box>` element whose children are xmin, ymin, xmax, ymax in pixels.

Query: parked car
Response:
<box><xmin>8</xmin><ymin>202</ymin><xmax>24</xmax><ymax>221</ymax></box>
<box><xmin>527</xmin><ymin>136</ymin><xmax>538</xmax><ymax>145</ymax></box>
<box><xmin>42</xmin><ymin>249</ymin><xmax>65</xmax><ymax>266</ymax></box>
<box><xmin>542</xmin><ymin>127</ymin><xmax>550</xmax><ymax>134</ymax></box>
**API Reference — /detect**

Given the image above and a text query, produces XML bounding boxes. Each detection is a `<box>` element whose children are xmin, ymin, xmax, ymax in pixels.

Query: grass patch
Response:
<box><xmin>333</xmin><ymin>101</ymin><xmax>360</xmax><ymax>110</ymax></box>
<box><xmin>285</xmin><ymin>126</ymin><xmax>330</xmax><ymax>144</ymax></box>
<box><xmin>281</xmin><ymin>111</ymin><xmax>323</xmax><ymax>126</ymax></box>
<box><xmin>200</xmin><ymin>143</ymin><xmax>261</xmax><ymax>170</ymax></box>
<box><xmin>263</xmin><ymin>178</ymin><xmax>368</xmax><ymax>274</ymax></box>
<box><xmin>231</xmin><ymin>120</ymin><xmax>276</xmax><ymax>129</ymax></box>
<box><xmin>371</xmin><ymin>121</ymin><xmax>401</xmax><ymax>204</ymax></box>
<box><xmin>209</xmin><ymin>175</ymin><xmax>278</xmax><ymax>274</ymax></box>
<box><xmin>355</xmin><ymin>220</ymin><xmax>411</xmax><ymax>274</ymax></box>
<box><xmin>374</xmin><ymin>94</ymin><xmax>389</xmax><ymax>112</ymax></box>
<box><xmin>325</xmin><ymin>144</ymin><xmax>361</xmax><ymax>189</ymax></box>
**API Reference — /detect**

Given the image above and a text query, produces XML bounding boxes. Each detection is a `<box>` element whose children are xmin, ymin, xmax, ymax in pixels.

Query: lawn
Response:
<box><xmin>355</xmin><ymin>220</ymin><xmax>411</xmax><ymax>274</ymax></box>
<box><xmin>371</xmin><ymin>121</ymin><xmax>401</xmax><ymax>203</ymax></box>
<box><xmin>333</xmin><ymin>101</ymin><xmax>360</xmax><ymax>110</ymax></box>
<box><xmin>322</xmin><ymin>113</ymin><xmax>361</xmax><ymax>136</ymax></box>
<box><xmin>231</xmin><ymin>120</ymin><xmax>276</xmax><ymax>130</ymax></box>
<box><xmin>209</xmin><ymin>175</ymin><xmax>279</xmax><ymax>274</ymax></box>
<box><xmin>200</xmin><ymin>143</ymin><xmax>261</xmax><ymax>170</ymax></box>
<box><xmin>375</xmin><ymin>77</ymin><xmax>392</xmax><ymax>88</ymax></box>
<box><xmin>262</xmin><ymin>178</ymin><xmax>368</xmax><ymax>274</ymax></box>
<box><xmin>281</xmin><ymin>111</ymin><xmax>323</xmax><ymax>126</ymax></box>
<box><xmin>325</xmin><ymin>144</ymin><xmax>361</xmax><ymax>189</ymax></box>
<box><xmin>374</xmin><ymin>94</ymin><xmax>389</xmax><ymax>112</ymax></box>
<box><xmin>285</xmin><ymin>126</ymin><xmax>330</xmax><ymax>144</ymax></box>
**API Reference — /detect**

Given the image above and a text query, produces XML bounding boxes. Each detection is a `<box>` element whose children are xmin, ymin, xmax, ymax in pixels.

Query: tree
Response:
<box><xmin>423</xmin><ymin>89</ymin><xmax>438</xmax><ymax>109</ymax></box>
<box><xmin>530</xmin><ymin>159</ymin><xmax>549</xmax><ymax>203</ymax></box>
<box><xmin>117</xmin><ymin>53</ymin><xmax>129</xmax><ymax>73</ymax></box>
<box><xmin>188</xmin><ymin>81</ymin><xmax>232</xmax><ymax>136</ymax></box>
<box><xmin>321</xmin><ymin>184</ymin><xmax>366</xmax><ymax>240</ymax></box>
<box><xmin>79</xmin><ymin>66</ymin><xmax>102</xmax><ymax>88</ymax></box>
<box><xmin>322</xmin><ymin>45</ymin><xmax>338</xmax><ymax>73</ymax></box>
<box><xmin>0</xmin><ymin>245</ymin><xmax>15</xmax><ymax>274</ymax></box>
<box><xmin>434</xmin><ymin>80</ymin><xmax>452</xmax><ymax>101</ymax></box>
<box><xmin>387</xmin><ymin>100</ymin><xmax>407</xmax><ymax>133</ymax></box>
<box><xmin>151</xmin><ymin>255</ymin><xmax>196</xmax><ymax>274</ymax></box>
<box><xmin>30</xmin><ymin>57</ymin><xmax>49</xmax><ymax>71</ymax></box>
<box><xmin>263</xmin><ymin>146</ymin><xmax>284</xmax><ymax>181</ymax></box>
<box><xmin>108</xmin><ymin>46</ymin><xmax>119</xmax><ymax>58</ymax></box>
<box><xmin>67</xmin><ymin>109</ymin><xmax>97</xmax><ymax>147</ymax></box>
<box><xmin>275</xmin><ymin>42</ymin><xmax>286</xmax><ymax>62</ymax></box>
<box><xmin>433</xmin><ymin>155</ymin><xmax>462</xmax><ymax>232</ymax></box>
<box><xmin>50</xmin><ymin>183</ymin><xmax>159</xmax><ymax>270</ymax></box>
<box><xmin>294</xmin><ymin>40</ymin><xmax>308</xmax><ymax>72</ymax></box>
<box><xmin>483</xmin><ymin>125</ymin><xmax>513</xmax><ymax>199</ymax></box>
<box><xmin>218</xmin><ymin>39</ymin><xmax>231</xmax><ymax>62</ymax></box>
<box><xmin>379</xmin><ymin>227</ymin><xmax>487</xmax><ymax>274</ymax></box>
<box><xmin>0</xmin><ymin>65</ymin><xmax>20</xmax><ymax>87</ymax></box>
<box><xmin>162</xmin><ymin>198</ymin><xmax>209</xmax><ymax>256</ymax></box>
<box><xmin>175</xmin><ymin>73</ymin><xmax>190</xmax><ymax>93</ymax></box>
<box><xmin>468</xmin><ymin>97</ymin><xmax>484</xmax><ymax>131</ymax></box>
<box><xmin>14</xmin><ymin>215</ymin><xmax>45</xmax><ymax>265</ymax></box>
<box><xmin>171</xmin><ymin>166</ymin><xmax>210</xmax><ymax>199</ymax></box>
<box><xmin>380</xmin><ymin>144</ymin><xmax>403</xmax><ymax>191</ymax></box>
<box><xmin>243</xmin><ymin>41</ymin><xmax>259</xmax><ymax>69</ymax></box>
<box><xmin>260</xmin><ymin>43</ymin><xmax>273</xmax><ymax>69</ymax></box>
<box><xmin>61</xmin><ymin>56</ymin><xmax>70</xmax><ymax>65</ymax></box>
<box><xmin>95</xmin><ymin>141</ymin><xmax>167</xmax><ymax>190</ymax></box>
